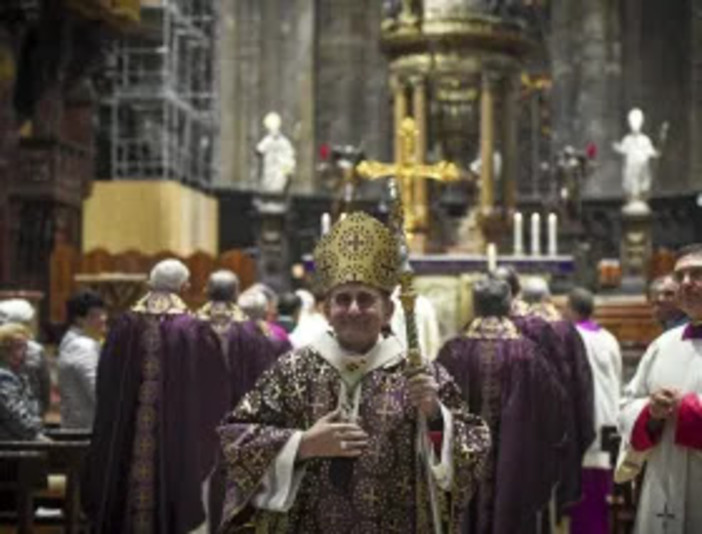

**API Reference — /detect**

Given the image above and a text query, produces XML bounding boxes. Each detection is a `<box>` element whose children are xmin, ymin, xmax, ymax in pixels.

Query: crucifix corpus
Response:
<box><xmin>356</xmin><ymin>117</ymin><xmax>460</xmax><ymax>250</ymax></box>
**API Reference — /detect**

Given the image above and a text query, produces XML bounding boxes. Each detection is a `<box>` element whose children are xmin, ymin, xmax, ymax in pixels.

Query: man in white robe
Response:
<box><xmin>619</xmin><ymin>244</ymin><xmax>702</xmax><ymax>534</ymax></box>
<box><xmin>289</xmin><ymin>289</ymin><xmax>329</xmax><ymax>348</ymax></box>
<box><xmin>565</xmin><ymin>287</ymin><xmax>622</xmax><ymax>534</ymax></box>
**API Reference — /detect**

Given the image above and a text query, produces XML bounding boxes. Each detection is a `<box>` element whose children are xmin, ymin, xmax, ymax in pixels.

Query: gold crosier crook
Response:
<box><xmin>356</xmin><ymin>120</ymin><xmax>460</xmax><ymax>534</ymax></box>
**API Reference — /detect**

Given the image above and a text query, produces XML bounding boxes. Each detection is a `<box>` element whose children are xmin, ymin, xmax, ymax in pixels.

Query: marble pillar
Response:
<box><xmin>411</xmin><ymin>75</ymin><xmax>428</xmax><ymax>230</ymax></box>
<box><xmin>479</xmin><ymin>71</ymin><xmax>496</xmax><ymax>215</ymax></box>
<box><xmin>501</xmin><ymin>72</ymin><xmax>518</xmax><ymax>212</ymax></box>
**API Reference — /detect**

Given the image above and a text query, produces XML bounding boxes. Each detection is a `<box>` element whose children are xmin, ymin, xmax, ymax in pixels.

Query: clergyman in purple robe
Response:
<box><xmin>217</xmin><ymin>212</ymin><xmax>491</xmax><ymax>533</ymax></box>
<box><xmin>438</xmin><ymin>277</ymin><xmax>566</xmax><ymax>534</ymax></box>
<box><xmin>197</xmin><ymin>269</ymin><xmax>281</xmax><ymax>532</ymax></box>
<box><xmin>237</xmin><ymin>288</ymin><xmax>292</xmax><ymax>358</ymax></box>
<box><xmin>495</xmin><ymin>267</ymin><xmax>596</xmax><ymax>517</ymax></box>
<box><xmin>82</xmin><ymin>259</ymin><xmax>231</xmax><ymax>534</ymax></box>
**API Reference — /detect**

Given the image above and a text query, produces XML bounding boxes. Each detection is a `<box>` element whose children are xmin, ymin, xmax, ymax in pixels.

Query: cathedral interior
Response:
<box><xmin>0</xmin><ymin>1</ymin><xmax>701</xmax><ymax>532</ymax></box>
<box><xmin>0</xmin><ymin>1</ymin><xmax>698</xmax><ymax>344</ymax></box>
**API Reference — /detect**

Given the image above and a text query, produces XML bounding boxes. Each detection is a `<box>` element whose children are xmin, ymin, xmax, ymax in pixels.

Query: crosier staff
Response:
<box><xmin>356</xmin><ymin>118</ymin><xmax>459</xmax><ymax>534</ymax></box>
<box><xmin>389</xmin><ymin>177</ymin><xmax>443</xmax><ymax>534</ymax></box>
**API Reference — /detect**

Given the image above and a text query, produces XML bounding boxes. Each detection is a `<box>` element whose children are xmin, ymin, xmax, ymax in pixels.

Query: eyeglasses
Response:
<box><xmin>331</xmin><ymin>290</ymin><xmax>379</xmax><ymax>310</ymax></box>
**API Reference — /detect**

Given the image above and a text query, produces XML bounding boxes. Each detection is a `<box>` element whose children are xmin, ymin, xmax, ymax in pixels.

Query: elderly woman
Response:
<box><xmin>0</xmin><ymin>323</ymin><xmax>44</xmax><ymax>440</ymax></box>
<box><xmin>0</xmin><ymin>298</ymin><xmax>51</xmax><ymax>416</ymax></box>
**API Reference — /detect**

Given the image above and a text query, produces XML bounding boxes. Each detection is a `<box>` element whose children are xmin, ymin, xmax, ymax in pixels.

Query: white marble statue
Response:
<box><xmin>256</xmin><ymin>112</ymin><xmax>296</xmax><ymax>193</ymax></box>
<box><xmin>613</xmin><ymin>108</ymin><xmax>660</xmax><ymax>203</ymax></box>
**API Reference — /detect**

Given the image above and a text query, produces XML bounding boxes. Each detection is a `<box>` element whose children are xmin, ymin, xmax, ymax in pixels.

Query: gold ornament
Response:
<box><xmin>313</xmin><ymin>212</ymin><xmax>400</xmax><ymax>294</ymax></box>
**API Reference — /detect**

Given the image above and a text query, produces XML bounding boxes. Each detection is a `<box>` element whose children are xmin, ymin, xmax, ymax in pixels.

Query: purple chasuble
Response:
<box><xmin>217</xmin><ymin>341</ymin><xmax>491</xmax><ymax>533</ymax></box>
<box><xmin>198</xmin><ymin>302</ymin><xmax>281</xmax><ymax>533</ymax></box>
<box><xmin>82</xmin><ymin>296</ymin><xmax>231</xmax><ymax>534</ymax></box>
<box><xmin>511</xmin><ymin>310</ymin><xmax>596</xmax><ymax>512</ymax></box>
<box><xmin>197</xmin><ymin>302</ymin><xmax>281</xmax><ymax>408</ymax></box>
<box><xmin>438</xmin><ymin>317</ymin><xmax>566</xmax><ymax>534</ymax></box>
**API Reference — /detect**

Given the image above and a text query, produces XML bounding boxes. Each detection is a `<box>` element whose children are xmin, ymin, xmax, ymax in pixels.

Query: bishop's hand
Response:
<box><xmin>649</xmin><ymin>388</ymin><xmax>681</xmax><ymax>420</ymax></box>
<box><xmin>298</xmin><ymin>408</ymin><xmax>369</xmax><ymax>461</ymax></box>
<box><xmin>407</xmin><ymin>371</ymin><xmax>441</xmax><ymax>421</ymax></box>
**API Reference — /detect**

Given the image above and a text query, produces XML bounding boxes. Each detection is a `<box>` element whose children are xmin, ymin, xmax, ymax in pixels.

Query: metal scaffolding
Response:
<box><xmin>98</xmin><ymin>0</ymin><xmax>219</xmax><ymax>186</ymax></box>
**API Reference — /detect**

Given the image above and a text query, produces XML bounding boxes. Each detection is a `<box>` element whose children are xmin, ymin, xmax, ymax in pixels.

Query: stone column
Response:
<box><xmin>690</xmin><ymin>1</ymin><xmax>702</xmax><ymax>189</ymax></box>
<box><xmin>230</xmin><ymin>1</ymin><xmax>263</xmax><ymax>187</ymax></box>
<box><xmin>501</xmin><ymin>71</ymin><xmax>518</xmax><ymax>211</ymax></box>
<box><xmin>216</xmin><ymin>0</ymin><xmax>237</xmax><ymax>187</ymax></box>
<box><xmin>411</xmin><ymin>75</ymin><xmax>428</xmax><ymax>229</ymax></box>
<box><xmin>479</xmin><ymin>71</ymin><xmax>496</xmax><ymax>214</ymax></box>
<box><xmin>392</xmin><ymin>75</ymin><xmax>409</xmax><ymax>160</ymax></box>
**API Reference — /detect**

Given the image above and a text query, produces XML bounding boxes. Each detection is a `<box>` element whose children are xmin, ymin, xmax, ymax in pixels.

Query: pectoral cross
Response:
<box><xmin>656</xmin><ymin>503</ymin><xmax>676</xmax><ymax>533</ymax></box>
<box><xmin>356</xmin><ymin>117</ymin><xmax>460</xmax><ymax>239</ymax></box>
<box><xmin>378</xmin><ymin>393</ymin><xmax>397</xmax><ymax>425</ymax></box>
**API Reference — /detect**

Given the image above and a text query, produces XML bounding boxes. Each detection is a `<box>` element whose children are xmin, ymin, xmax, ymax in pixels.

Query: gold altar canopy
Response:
<box><xmin>380</xmin><ymin>1</ymin><xmax>533</xmax><ymax>248</ymax></box>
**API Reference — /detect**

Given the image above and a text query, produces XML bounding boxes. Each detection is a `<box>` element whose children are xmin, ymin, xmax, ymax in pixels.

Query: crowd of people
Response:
<box><xmin>0</xmin><ymin>215</ymin><xmax>700</xmax><ymax>534</ymax></box>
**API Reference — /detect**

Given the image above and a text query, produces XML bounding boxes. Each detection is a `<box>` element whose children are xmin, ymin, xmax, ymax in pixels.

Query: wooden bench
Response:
<box><xmin>0</xmin><ymin>449</ymin><xmax>49</xmax><ymax>534</ymax></box>
<box><xmin>0</xmin><ymin>440</ymin><xmax>90</xmax><ymax>534</ymax></box>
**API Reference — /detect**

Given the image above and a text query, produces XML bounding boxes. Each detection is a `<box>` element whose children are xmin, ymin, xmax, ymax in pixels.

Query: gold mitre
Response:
<box><xmin>313</xmin><ymin>212</ymin><xmax>400</xmax><ymax>294</ymax></box>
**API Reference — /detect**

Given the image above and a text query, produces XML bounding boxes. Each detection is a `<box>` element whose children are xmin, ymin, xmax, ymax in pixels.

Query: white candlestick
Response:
<box><xmin>321</xmin><ymin>213</ymin><xmax>331</xmax><ymax>236</ymax></box>
<box><xmin>530</xmin><ymin>213</ymin><xmax>541</xmax><ymax>256</ymax></box>
<box><xmin>547</xmin><ymin>212</ymin><xmax>558</xmax><ymax>256</ymax></box>
<box><xmin>486</xmin><ymin>243</ymin><xmax>497</xmax><ymax>273</ymax></box>
<box><xmin>513</xmin><ymin>212</ymin><xmax>524</xmax><ymax>255</ymax></box>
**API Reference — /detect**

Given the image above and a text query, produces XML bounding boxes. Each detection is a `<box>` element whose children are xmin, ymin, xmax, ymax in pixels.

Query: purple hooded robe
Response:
<box><xmin>82</xmin><ymin>293</ymin><xmax>231</xmax><ymax>534</ymax></box>
<box><xmin>438</xmin><ymin>317</ymin><xmax>567</xmax><ymax>534</ymax></box>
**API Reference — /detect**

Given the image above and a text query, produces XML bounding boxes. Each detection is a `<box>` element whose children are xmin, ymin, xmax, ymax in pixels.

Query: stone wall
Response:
<box><xmin>549</xmin><ymin>0</ymin><xmax>698</xmax><ymax>199</ymax></box>
<box><xmin>221</xmin><ymin>0</ymin><xmax>390</xmax><ymax>192</ymax></box>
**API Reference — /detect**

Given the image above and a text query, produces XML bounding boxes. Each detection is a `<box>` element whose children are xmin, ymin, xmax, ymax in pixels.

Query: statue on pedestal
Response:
<box><xmin>256</xmin><ymin>112</ymin><xmax>296</xmax><ymax>195</ymax></box>
<box><xmin>613</xmin><ymin>108</ymin><xmax>663</xmax><ymax>205</ymax></box>
<box><xmin>613</xmin><ymin>108</ymin><xmax>667</xmax><ymax>292</ymax></box>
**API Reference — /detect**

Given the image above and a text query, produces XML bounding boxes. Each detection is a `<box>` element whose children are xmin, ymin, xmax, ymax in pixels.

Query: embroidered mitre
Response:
<box><xmin>313</xmin><ymin>212</ymin><xmax>400</xmax><ymax>294</ymax></box>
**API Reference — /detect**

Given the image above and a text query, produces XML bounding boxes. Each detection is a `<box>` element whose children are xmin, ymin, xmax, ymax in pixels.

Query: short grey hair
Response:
<box><xmin>250</xmin><ymin>283</ymin><xmax>278</xmax><ymax>307</ymax></box>
<box><xmin>568</xmin><ymin>287</ymin><xmax>595</xmax><ymax>319</ymax></box>
<box><xmin>207</xmin><ymin>270</ymin><xmax>240</xmax><ymax>302</ymax></box>
<box><xmin>238</xmin><ymin>289</ymin><xmax>268</xmax><ymax>321</ymax></box>
<box><xmin>149</xmin><ymin>259</ymin><xmax>190</xmax><ymax>293</ymax></box>
<box><xmin>521</xmin><ymin>277</ymin><xmax>551</xmax><ymax>305</ymax></box>
<box><xmin>0</xmin><ymin>299</ymin><xmax>35</xmax><ymax>325</ymax></box>
<box><xmin>473</xmin><ymin>278</ymin><xmax>511</xmax><ymax>318</ymax></box>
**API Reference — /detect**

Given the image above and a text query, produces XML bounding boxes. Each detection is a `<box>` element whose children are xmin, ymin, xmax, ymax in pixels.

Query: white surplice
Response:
<box><xmin>619</xmin><ymin>325</ymin><xmax>702</xmax><ymax>534</ymax></box>
<box><xmin>576</xmin><ymin>324</ymin><xmax>623</xmax><ymax>468</ymax></box>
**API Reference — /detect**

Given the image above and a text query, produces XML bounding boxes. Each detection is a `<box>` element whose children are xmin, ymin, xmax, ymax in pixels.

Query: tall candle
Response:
<box><xmin>321</xmin><ymin>212</ymin><xmax>331</xmax><ymax>236</ymax></box>
<box><xmin>530</xmin><ymin>213</ymin><xmax>541</xmax><ymax>256</ymax></box>
<box><xmin>548</xmin><ymin>213</ymin><xmax>558</xmax><ymax>256</ymax></box>
<box><xmin>513</xmin><ymin>212</ymin><xmax>524</xmax><ymax>255</ymax></box>
<box><xmin>487</xmin><ymin>243</ymin><xmax>497</xmax><ymax>273</ymax></box>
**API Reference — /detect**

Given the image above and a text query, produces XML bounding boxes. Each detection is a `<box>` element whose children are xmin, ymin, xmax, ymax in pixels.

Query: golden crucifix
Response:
<box><xmin>356</xmin><ymin>117</ymin><xmax>460</xmax><ymax>239</ymax></box>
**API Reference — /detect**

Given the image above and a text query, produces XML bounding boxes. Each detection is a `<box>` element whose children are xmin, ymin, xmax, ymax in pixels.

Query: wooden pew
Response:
<box><xmin>44</xmin><ymin>429</ymin><xmax>91</xmax><ymax>443</ymax></box>
<box><xmin>0</xmin><ymin>440</ymin><xmax>90</xmax><ymax>534</ymax></box>
<box><xmin>0</xmin><ymin>450</ymin><xmax>49</xmax><ymax>534</ymax></box>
